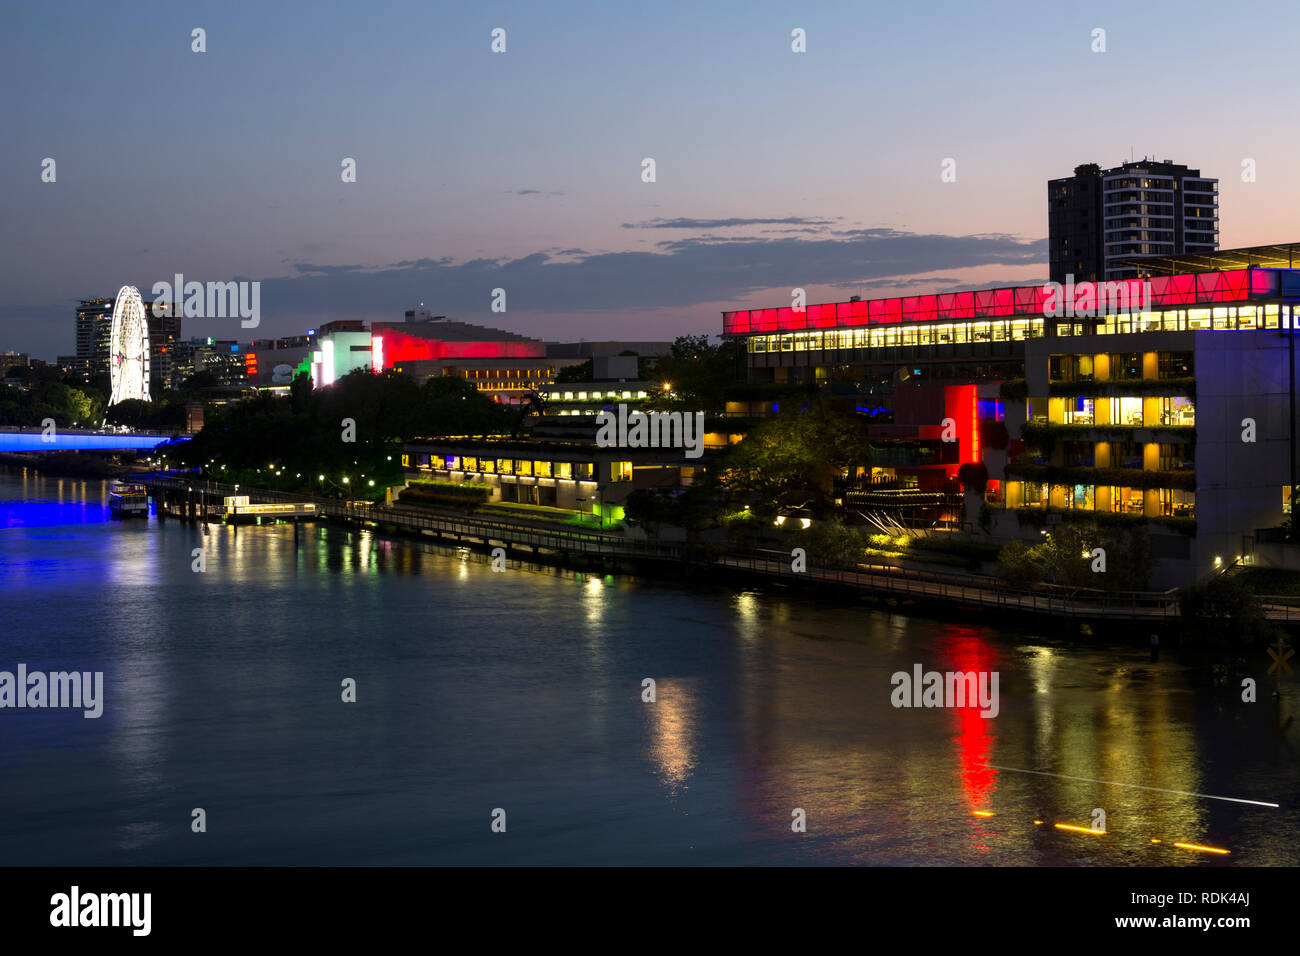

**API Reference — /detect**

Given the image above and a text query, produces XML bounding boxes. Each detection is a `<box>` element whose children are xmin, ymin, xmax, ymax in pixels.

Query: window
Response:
<box><xmin>1113</xmin><ymin>487</ymin><xmax>1145</xmax><ymax>514</ymax></box>
<box><xmin>1160</xmin><ymin>489</ymin><xmax>1195</xmax><ymax>518</ymax></box>
<box><xmin>516</xmin><ymin>460</ymin><xmax>533</xmax><ymax>476</ymax></box>
<box><xmin>1022</xmin><ymin>481</ymin><xmax>1047</xmax><ymax>508</ymax></box>
<box><xmin>1112</xmin><ymin>441</ymin><xmax>1143</xmax><ymax>469</ymax></box>
<box><xmin>1115</xmin><ymin>397</ymin><xmax>1144</xmax><ymax>425</ymax></box>
<box><xmin>463</xmin><ymin>457</ymin><xmax>477</xmax><ymax>473</ymax></box>
<box><xmin>1068</xmin><ymin>484</ymin><xmax>1095</xmax><ymax>510</ymax></box>
<box><xmin>575</xmin><ymin>462</ymin><xmax>594</xmax><ymax>480</ymax></box>
<box><xmin>1051</xmin><ymin>354</ymin><xmax>1094</xmax><ymax>382</ymax></box>
<box><xmin>610</xmin><ymin>461</ymin><xmax>632</xmax><ymax>482</ymax></box>
<box><xmin>1157</xmin><ymin>351</ymin><xmax>1192</xmax><ymax>379</ymax></box>
<box><xmin>1062</xmin><ymin>440</ymin><xmax>1095</xmax><ymax>467</ymax></box>
<box><xmin>534</xmin><ymin>460</ymin><xmax>552</xmax><ymax>478</ymax></box>
<box><xmin>1157</xmin><ymin>396</ymin><xmax>1195</xmax><ymax>427</ymax></box>
<box><xmin>1158</xmin><ymin>443</ymin><xmax>1193</xmax><ymax>471</ymax></box>
<box><xmin>1063</xmin><ymin>398</ymin><xmax>1095</xmax><ymax>425</ymax></box>
<box><xmin>1109</xmin><ymin>353</ymin><xmax>1142</xmax><ymax>380</ymax></box>
<box><xmin>497</xmin><ymin>458</ymin><xmax>514</xmax><ymax>475</ymax></box>
<box><xmin>555</xmin><ymin>462</ymin><xmax>573</xmax><ymax>479</ymax></box>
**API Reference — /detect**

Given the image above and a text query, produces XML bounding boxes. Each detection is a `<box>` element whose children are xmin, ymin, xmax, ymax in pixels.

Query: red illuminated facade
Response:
<box><xmin>368</xmin><ymin>318</ymin><xmax>553</xmax><ymax>403</ymax></box>
<box><xmin>721</xmin><ymin>268</ymin><xmax>1285</xmax><ymax>336</ymax></box>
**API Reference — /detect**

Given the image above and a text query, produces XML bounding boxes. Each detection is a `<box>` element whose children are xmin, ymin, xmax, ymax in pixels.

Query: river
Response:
<box><xmin>0</xmin><ymin>470</ymin><xmax>1295</xmax><ymax>865</ymax></box>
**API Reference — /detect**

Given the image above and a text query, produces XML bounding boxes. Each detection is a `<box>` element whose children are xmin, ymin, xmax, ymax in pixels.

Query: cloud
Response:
<box><xmin>623</xmin><ymin>216</ymin><xmax>837</xmax><ymax>230</ymax></box>
<box><xmin>0</xmin><ymin>228</ymin><xmax>1047</xmax><ymax>354</ymax></box>
<box><xmin>291</xmin><ymin>263</ymin><xmax>366</xmax><ymax>276</ymax></box>
<box><xmin>248</xmin><ymin>228</ymin><xmax>1045</xmax><ymax>319</ymax></box>
<box><xmin>828</xmin><ymin>276</ymin><xmax>968</xmax><ymax>291</ymax></box>
<box><xmin>506</xmin><ymin>189</ymin><xmax>564</xmax><ymax>196</ymax></box>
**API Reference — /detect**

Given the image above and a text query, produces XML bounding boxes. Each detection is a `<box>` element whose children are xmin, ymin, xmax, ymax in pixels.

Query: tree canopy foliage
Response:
<box><xmin>167</xmin><ymin>369</ymin><xmax>515</xmax><ymax>497</ymax></box>
<box><xmin>648</xmin><ymin>335</ymin><xmax>742</xmax><ymax>414</ymax></box>
<box><xmin>0</xmin><ymin>379</ymin><xmax>104</xmax><ymax>428</ymax></box>
<box><xmin>714</xmin><ymin>399</ymin><xmax>863</xmax><ymax>512</ymax></box>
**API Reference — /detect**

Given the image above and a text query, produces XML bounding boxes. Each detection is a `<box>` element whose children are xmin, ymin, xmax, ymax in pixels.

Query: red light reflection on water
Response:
<box><xmin>936</xmin><ymin>625</ymin><xmax>1000</xmax><ymax>818</ymax></box>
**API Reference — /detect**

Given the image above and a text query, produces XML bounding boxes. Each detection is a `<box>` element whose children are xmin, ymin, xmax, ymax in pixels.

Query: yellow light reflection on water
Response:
<box><xmin>1173</xmin><ymin>842</ymin><xmax>1229</xmax><ymax>855</ymax></box>
<box><xmin>1055</xmin><ymin>823</ymin><xmax>1105</xmax><ymax>836</ymax></box>
<box><xmin>645</xmin><ymin>681</ymin><xmax>697</xmax><ymax>796</ymax></box>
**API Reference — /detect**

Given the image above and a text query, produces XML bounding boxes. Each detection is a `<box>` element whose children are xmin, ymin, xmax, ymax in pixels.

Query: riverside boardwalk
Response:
<box><xmin>140</xmin><ymin>475</ymin><xmax>1300</xmax><ymax>625</ymax></box>
<box><xmin>142</xmin><ymin>475</ymin><xmax>682</xmax><ymax>566</ymax></box>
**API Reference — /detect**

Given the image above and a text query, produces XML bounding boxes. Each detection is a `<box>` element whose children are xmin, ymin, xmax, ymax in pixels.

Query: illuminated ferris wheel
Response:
<box><xmin>108</xmin><ymin>285</ymin><xmax>151</xmax><ymax>405</ymax></box>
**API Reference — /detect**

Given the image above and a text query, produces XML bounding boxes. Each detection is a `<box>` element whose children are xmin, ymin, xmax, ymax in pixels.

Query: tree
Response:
<box><xmin>788</xmin><ymin>517</ymin><xmax>868</xmax><ymax>566</ymax></box>
<box><xmin>555</xmin><ymin>360</ymin><xmax>593</xmax><ymax>383</ymax></box>
<box><xmin>996</xmin><ymin>523</ymin><xmax>1152</xmax><ymax>591</ymax></box>
<box><xmin>716</xmin><ymin>400</ymin><xmax>863</xmax><ymax>511</ymax></box>
<box><xmin>649</xmin><ymin>335</ymin><xmax>742</xmax><ymax>413</ymax></box>
<box><xmin>289</xmin><ymin>370</ymin><xmax>313</xmax><ymax>413</ymax></box>
<box><xmin>1179</xmin><ymin>576</ymin><xmax>1281</xmax><ymax>646</ymax></box>
<box><xmin>997</xmin><ymin>540</ymin><xmax>1042</xmax><ymax>588</ymax></box>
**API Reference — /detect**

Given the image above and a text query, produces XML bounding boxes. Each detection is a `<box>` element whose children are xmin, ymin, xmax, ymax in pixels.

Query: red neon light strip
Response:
<box><xmin>722</xmin><ymin>268</ymin><xmax>1286</xmax><ymax>335</ymax></box>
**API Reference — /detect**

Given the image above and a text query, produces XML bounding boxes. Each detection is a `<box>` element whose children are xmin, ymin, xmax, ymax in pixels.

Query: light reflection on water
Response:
<box><xmin>0</xmin><ymin>471</ymin><xmax>1296</xmax><ymax>866</ymax></box>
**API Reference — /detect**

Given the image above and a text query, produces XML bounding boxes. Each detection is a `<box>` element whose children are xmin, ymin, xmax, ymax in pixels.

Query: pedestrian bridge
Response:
<box><xmin>0</xmin><ymin>429</ymin><xmax>187</xmax><ymax>452</ymax></box>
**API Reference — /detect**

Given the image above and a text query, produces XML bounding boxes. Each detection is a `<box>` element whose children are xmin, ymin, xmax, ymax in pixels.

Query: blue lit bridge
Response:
<box><xmin>0</xmin><ymin>429</ymin><xmax>187</xmax><ymax>453</ymax></box>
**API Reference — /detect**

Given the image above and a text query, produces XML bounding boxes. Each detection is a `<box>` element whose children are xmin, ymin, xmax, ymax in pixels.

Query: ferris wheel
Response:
<box><xmin>108</xmin><ymin>285</ymin><xmax>151</xmax><ymax>405</ymax></box>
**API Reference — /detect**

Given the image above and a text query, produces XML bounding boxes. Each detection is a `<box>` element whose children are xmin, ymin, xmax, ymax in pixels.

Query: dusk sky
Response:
<box><xmin>4</xmin><ymin>0</ymin><xmax>1300</xmax><ymax>358</ymax></box>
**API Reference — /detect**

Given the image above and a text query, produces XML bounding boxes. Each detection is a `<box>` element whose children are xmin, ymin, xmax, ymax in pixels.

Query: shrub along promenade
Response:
<box><xmin>138</xmin><ymin>475</ymin><xmax>1300</xmax><ymax>627</ymax></box>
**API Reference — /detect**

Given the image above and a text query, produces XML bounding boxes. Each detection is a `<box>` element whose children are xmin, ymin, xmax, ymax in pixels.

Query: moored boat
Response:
<box><xmin>108</xmin><ymin>481</ymin><xmax>149</xmax><ymax>519</ymax></box>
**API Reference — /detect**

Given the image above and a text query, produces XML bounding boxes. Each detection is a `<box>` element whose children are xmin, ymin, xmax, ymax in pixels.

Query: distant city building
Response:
<box><xmin>73</xmin><ymin>292</ymin><xmax>180</xmax><ymax>389</ymax></box>
<box><xmin>1049</xmin><ymin>160</ymin><xmax>1219</xmax><ymax>284</ymax></box>
<box><xmin>172</xmin><ymin>337</ymin><xmax>248</xmax><ymax>388</ymax></box>
<box><xmin>545</xmin><ymin>340</ymin><xmax>672</xmax><ymax>377</ymax></box>
<box><xmin>148</xmin><ymin>301</ymin><xmax>182</xmax><ymax>391</ymax></box>
<box><xmin>72</xmin><ymin>297</ymin><xmax>114</xmax><ymax>382</ymax></box>
<box><xmin>0</xmin><ymin>350</ymin><xmax>29</xmax><ymax>371</ymax></box>
<box><xmin>246</xmin><ymin>334</ymin><xmax>315</xmax><ymax>389</ymax></box>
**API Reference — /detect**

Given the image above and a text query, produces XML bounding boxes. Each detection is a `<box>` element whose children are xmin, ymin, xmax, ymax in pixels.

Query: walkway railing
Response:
<box><xmin>722</xmin><ymin>548</ymin><xmax>1184</xmax><ymax>619</ymax></box>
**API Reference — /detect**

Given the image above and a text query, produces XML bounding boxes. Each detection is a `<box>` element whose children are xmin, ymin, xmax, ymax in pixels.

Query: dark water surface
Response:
<box><xmin>1</xmin><ymin>471</ymin><xmax>1296</xmax><ymax>865</ymax></box>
